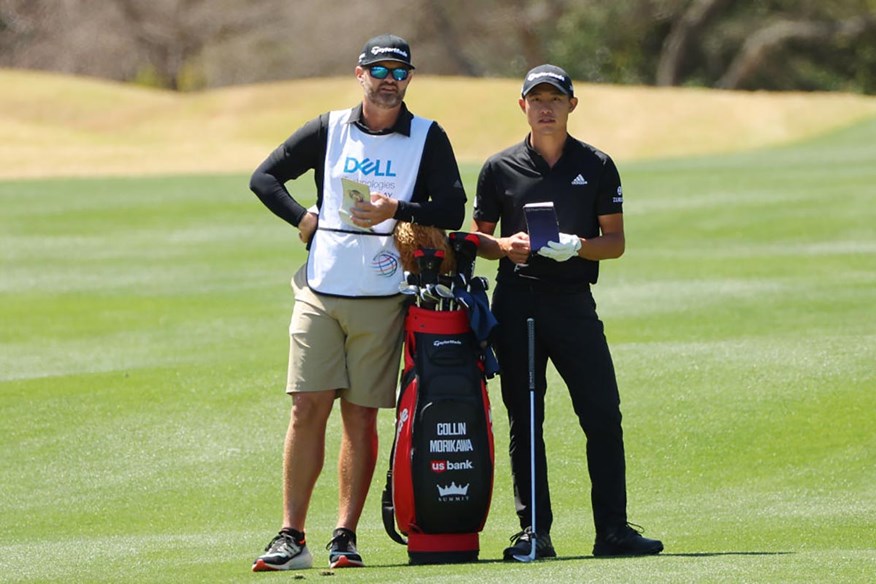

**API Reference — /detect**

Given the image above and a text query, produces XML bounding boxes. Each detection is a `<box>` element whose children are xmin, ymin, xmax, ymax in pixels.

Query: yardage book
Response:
<box><xmin>523</xmin><ymin>201</ymin><xmax>560</xmax><ymax>252</ymax></box>
<box><xmin>339</xmin><ymin>178</ymin><xmax>373</xmax><ymax>231</ymax></box>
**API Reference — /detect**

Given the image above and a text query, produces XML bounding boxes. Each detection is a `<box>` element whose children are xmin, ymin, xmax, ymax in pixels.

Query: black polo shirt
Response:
<box><xmin>474</xmin><ymin>134</ymin><xmax>623</xmax><ymax>287</ymax></box>
<box><xmin>250</xmin><ymin>102</ymin><xmax>466</xmax><ymax>229</ymax></box>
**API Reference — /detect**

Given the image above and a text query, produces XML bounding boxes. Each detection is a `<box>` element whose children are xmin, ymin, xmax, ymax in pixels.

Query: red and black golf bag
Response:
<box><xmin>381</xmin><ymin>305</ymin><xmax>495</xmax><ymax>564</ymax></box>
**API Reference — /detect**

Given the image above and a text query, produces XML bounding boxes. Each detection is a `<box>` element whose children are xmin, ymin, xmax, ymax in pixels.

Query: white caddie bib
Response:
<box><xmin>307</xmin><ymin>109</ymin><xmax>430</xmax><ymax>297</ymax></box>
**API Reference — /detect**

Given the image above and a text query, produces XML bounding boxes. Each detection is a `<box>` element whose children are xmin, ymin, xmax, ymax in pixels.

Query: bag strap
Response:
<box><xmin>381</xmin><ymin>367</ymin><xmax>416</xmax><ymax>546</ymax></box>
<box><xmin>381</xmin><ymin>469</ymin><xmax>407</xmax><ymax>545</ymax></box>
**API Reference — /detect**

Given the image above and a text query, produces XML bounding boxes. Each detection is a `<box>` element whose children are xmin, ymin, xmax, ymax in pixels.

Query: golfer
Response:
<box><xmin>249</xmin><ymin>34</ymin><xmax>466</xmax><ymax>571</ymax></box>
<box><xmin>471</xmin><ymin>64</ymin><xmax>663</xmax><ymax>559</ymax></box>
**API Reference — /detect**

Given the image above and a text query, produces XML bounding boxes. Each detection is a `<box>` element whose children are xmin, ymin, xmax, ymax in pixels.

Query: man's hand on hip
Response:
<box><xmin>298</xmin><ymin>212</ymin><xmax>318</xmax><ymax>243</ymax></box>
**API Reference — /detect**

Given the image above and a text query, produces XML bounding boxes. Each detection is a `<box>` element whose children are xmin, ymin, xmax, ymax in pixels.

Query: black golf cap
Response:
<box><xmin>358</xmin><ymin>34</ymin><xmax>415</xmax><ymax>69</ymax></box>
<box><xmin>521</xmin><ymin>64</ymin><xmax>574</xmax><ymax>97</ymax></box>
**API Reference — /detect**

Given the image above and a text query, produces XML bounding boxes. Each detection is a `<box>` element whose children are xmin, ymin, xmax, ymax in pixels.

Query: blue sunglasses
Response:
<box><xmin>369</xmin><ymin>65</ymin><xmax>410</xmax><ymax>81</ymax></box>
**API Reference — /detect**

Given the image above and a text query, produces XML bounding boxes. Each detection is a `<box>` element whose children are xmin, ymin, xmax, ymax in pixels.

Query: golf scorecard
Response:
<box><xmin>523</xmin><ymin>201</ymin><xmax>560</xmax><ymax>252</ymax></box>
<box><xmin>339</xmin><ymin>178</ymin><xmax>373</xmax><ymax>231</ymax></box>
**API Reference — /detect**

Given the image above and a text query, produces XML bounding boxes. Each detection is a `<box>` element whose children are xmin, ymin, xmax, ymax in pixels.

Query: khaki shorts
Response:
<box><xmin>286</xmin><ymin>266</ymin><xmax>406</xmax><ymax>408</ymax></box>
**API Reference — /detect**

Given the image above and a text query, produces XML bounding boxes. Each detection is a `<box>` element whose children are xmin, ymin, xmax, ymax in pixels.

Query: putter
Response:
<box><xmin>513</xmin><ymin>317</ymin><xmax>538</xmax><ymax>563</ymax></box>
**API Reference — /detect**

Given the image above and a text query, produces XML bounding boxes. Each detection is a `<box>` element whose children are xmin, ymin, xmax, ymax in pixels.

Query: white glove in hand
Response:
<box><xmin>537</xmin><ymin>232</ymin><xmax>581</xmax><ymax>262</ymax></box>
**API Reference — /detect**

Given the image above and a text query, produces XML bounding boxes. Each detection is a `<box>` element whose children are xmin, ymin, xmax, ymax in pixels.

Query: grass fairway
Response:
<box><xmin>2</xmin><ymin>113</ymin><xmax>875</xmax><ymax>583</ymax></box>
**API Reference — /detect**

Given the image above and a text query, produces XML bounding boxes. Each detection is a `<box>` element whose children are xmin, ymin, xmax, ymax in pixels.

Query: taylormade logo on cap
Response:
<box><xmin>527</xmin><ymin>71</ymin><xmax>565</xmax><ymax>83</ymax></box>
<box><xmin>371</xmin><ymin>45</ymin><xmax>409</xmax><ymax>59</ymax></box>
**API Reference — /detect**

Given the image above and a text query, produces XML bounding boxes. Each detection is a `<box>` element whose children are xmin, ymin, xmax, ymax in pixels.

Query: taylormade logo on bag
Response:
<box><xmin>433</xmin><ymin>339</ymin><xmax>462</xmax><ymax>347</ymax></box>
<box><xmin>396</xmin><ymin>408</ymin><xmax>409</xmax><ymax>438</ymax></box>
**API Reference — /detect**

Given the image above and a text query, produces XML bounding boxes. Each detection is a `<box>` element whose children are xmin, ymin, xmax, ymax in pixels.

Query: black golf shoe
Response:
<box><xmin>592</xmin><ymin>523</ymin><xmax>663</xmax><ymax>557</ymax></box>
<box><xmin>502</xmin><ymin>527</ymin><xmax>557</xmax><ymax>561</ymax></box>
<box><xmin>326</xmin><ymin>528</ymin><xmax>364</xmax><ymax>568</ymax></box>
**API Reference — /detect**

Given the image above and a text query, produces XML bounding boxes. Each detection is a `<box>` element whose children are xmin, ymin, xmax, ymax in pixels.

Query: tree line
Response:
<box><xmin>1</xmin><ymin>0</ymin><xmax>874</xmax><ymax>94</ymax></box>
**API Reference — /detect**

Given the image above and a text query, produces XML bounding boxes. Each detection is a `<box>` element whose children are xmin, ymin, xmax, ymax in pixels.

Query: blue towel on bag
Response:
<box><xmin>453</xmin><ymin>286</ymin><xmax>500</xmax><ymax>378</ymax></box>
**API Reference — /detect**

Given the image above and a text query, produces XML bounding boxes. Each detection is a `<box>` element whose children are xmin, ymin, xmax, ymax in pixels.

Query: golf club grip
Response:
<box><xmin>527</xmin><ymin>318</ymin><xmax>535</xmax><ymax>390</ymax></box>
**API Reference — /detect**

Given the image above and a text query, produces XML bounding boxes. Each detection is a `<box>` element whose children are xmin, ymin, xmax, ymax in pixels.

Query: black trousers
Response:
<box><xmin>492</xmin><ymin>281</ymin><xmax>628</xmax><ymax>536</ymax></box>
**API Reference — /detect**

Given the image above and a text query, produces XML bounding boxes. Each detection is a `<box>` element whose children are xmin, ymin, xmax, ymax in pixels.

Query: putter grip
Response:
<box><xmin>526</xmin><ymin>318</ymin><xmax>535</xmax><ymax>390</ymax></box>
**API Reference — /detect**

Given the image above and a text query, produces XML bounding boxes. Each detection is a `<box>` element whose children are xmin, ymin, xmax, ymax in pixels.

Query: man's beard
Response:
<box><xmin>366</xmin><ymin>83</ymin><xmax>406</xmax><ymax>109</ymax></box>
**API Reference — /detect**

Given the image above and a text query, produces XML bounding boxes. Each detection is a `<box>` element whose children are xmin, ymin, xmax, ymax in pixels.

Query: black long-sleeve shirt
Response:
<box><xmin>250</xmin><ymin>102</ymin><xmax>466</xmax><ymax>230</ymax></box>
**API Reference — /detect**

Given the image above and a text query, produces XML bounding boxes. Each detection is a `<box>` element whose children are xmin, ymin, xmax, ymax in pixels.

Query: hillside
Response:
<box><xmin>2</xmin><ymin>68</ymin><xmax>876</xmax><ymax>179</ymax></box>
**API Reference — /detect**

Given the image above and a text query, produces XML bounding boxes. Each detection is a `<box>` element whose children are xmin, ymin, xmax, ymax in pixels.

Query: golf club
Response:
<box><xmin>513</xmin><ymin>316</ymin><xmax>538</xmax><ymax>563</ymax></box>
<box><xmin>398</xmin><ymin>281</ymin><xmax>419</xmax><ymax>296</ymax></box>
<box><xmin>435</xmin><ymin>275</ymin><xmax>455</xmax><ymax>311</ymax></box>
<box><xmin>416</xmin><ymin>287</ymin><xmax>437</xmax><ymax>310</ymax></box>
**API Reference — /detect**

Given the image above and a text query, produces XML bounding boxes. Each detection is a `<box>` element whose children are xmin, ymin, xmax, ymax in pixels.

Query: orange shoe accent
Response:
<box><xmin>330</xmin><ymin>555</ymin><xmax>364</xmax><ymax>568</ymax></box>
<box><xmin>252</xmin><ymin>559</ymin><xmax>278</xmax><ymax>572</ymax></box>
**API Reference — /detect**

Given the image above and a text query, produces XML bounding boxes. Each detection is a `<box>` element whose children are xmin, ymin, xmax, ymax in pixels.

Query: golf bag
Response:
<box><xmin>381</xmin><ymin>305</ymin><xmax>495</xmax><ymax>564</ymax></box>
